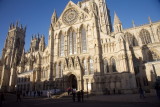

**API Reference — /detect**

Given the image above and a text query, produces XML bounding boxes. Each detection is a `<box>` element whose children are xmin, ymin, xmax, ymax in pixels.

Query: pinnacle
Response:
<box><xmin>114</xmin><ymin>12</ymin><xmax>122</xmax><ymax>25</ymax></box>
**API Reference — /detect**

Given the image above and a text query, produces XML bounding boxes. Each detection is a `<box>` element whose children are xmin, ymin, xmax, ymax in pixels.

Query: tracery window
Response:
<box><xmin>89</xmin><ymin>59</ymin><xmax>94</xmax><ymax>74</ymax></box>
<box><xmin>83</xmin><ymin>59</ymin><xmax>87</xmax><ymax>75</ymax></box>
<box><xmin>56</xmin><ymin>63</ymin><xmax>59</xmax><ymax>78</ymax></box>
<box><xmin>81</xmin><ymin>27</ymin><xmax>87</xmax><ymax>53</ymax></box>
<box><xmin>59</xmin><ymin>34</ymin><xmax>64</xmax><ymax>56</ymax></box>
<box><xmin>104</xmin><ymin>59</ymin><xmax>109</xmax><ymax>74</ymax></box>
<box><xmin>139</xmin><ymin>29</ymin><xmax>151</xmax><ymax>44</ymax></box>
<box><xmin>59</xmin><ymin>63</ymin><xmax>63</xmax><ymax>78</ymax></box>
<box><xmin>68</xmin><ymin>29</ymin><xmax>77</xmax><ymax>55</ymax></box>
<box><xmin>111</xmin><ymin>58</ymin><xmax>117</xmax><ymax>72</ymax></box>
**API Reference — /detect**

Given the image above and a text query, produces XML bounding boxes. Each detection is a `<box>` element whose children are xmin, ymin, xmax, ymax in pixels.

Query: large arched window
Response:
<box><xmin>68</xmin><ymin>29</ymin><xmax>77</xmax><ymax>55</ymax></box>
<box><xmin>89</xmin><ymin>59</ymin><xmax>94</xmax><ymax>74</ymax></box>
<box><xmin>59</xmin><ymin>63</ymin><xmax>63</xmax><ymax>78</ymax></box>
<box><xmin>59</xmin><ymin>34</ymin><xmax>64</xmax><ymax>56</ymax></box>
<box><xmin>139</xmin><ymin>29</ymin><xmax>151</xmax><ymax>44</ymax></box>
<box><xmin>54</xmin><ymin>63</ymin><xmax>56</xmax><ymax>78</ymax></box>
<box><xmin>81</xmin><ymin>27</ymin><xmax>87</xmax><ymax>53</ymax></box>
<box><xmin>83</xmin><ymin>59</ymin><xmax>87</xmax><ymax>75</ymax></box>
<box><xmin>124</xmin><ymin>32</ymin><xmax>138</xmax><ymax>46</ymax></box>
<box><xmin>111</xmin><ymin>58</ymin><xmax>117</xmax><ymax>72</ymax></box>
<box><xmin>56</xmin><ymin>63</ymin><xmax>59</xmax><ymax>78</ymax></box>
<box><xmin>104</xmin><ymin>59</ymin><xmax>109</xmax><ymax>74</ymax></box>
<box><xmin>157</xmin><ymin>26</ymin><xmax>160</xmax><ymax>41</ymax></box>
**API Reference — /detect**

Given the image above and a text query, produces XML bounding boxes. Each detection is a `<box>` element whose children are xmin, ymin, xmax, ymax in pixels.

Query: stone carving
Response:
<box><xmin>62</xmin><ymin>8</ymin><xmax>78</xmax><ymax>25</ymax></box>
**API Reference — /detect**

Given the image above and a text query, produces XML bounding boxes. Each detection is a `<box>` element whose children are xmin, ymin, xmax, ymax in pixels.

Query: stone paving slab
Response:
<box><xmin>87</xmin><ymin>93</ymin><xmax>160</xmax><ymax>103</ymax></box>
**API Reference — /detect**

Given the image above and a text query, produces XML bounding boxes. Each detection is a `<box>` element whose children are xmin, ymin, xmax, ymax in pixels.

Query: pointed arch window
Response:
<box><xmin>59</xmin><ymin>63</ymin><xmax>63</xmax><ymax>78</ymax></box>
<box><xmin>54</xmin><ymin>63</ymin><xmax>56</xmax><ymax>78</ymax></box>
<box><xmin>139</xmin><ymin>29</ymin><xmax>151</xmax><ymax>44</ymax></box>
<box><xmin>69</xmin><ymin>30</ymin><xmax>77</xmax><ymax>55</ymax></box>
<box><xmin>83</xmin><ymin>59</ymin><xmax>87</xmax><ymax>75</ymax></box>
<box><xmin>157</xmin><ymin>26</ymin><xmax>160</xmax><ymax>41</ymax></box>
<box><xmin>104</xmin><ymin>59</ymin><xmax>109</xmax><ymax>74</ymax></box>
<box><xmin>111</xmin><ymin>58</ymin><xmax>117</xmax><ymax>72</ymax></box>
<box><xmin>81</xmin><ymin>27</ymin><xmax>87</xmax><ymax>53</ymax></box>
<box><xmin>59</xmin><ymin>34</ymin><xmax>64</xmax><ymax>56</ymax></box>
<box><xmin>89</xmin><ymin>59</ymin><xmax>94</xmax><ymax>74</ymax></box>
<box><xmin>56</xmin><ymin>63</ymin><xmax>59</xmax><ymax>78</ymax></box>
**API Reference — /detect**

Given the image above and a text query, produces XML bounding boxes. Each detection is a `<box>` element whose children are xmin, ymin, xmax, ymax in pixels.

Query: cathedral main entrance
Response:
<box><xmin>68</xmin><ymin>74</ymin><xmax>77</xmax><ymax>89</ymax></box>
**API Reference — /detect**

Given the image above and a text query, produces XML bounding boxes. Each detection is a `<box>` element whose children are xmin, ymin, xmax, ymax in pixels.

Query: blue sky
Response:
<box><xmin>0</xmin><ymin>0</ymin><xmax>160</xmax><ymax>56</ymax></box>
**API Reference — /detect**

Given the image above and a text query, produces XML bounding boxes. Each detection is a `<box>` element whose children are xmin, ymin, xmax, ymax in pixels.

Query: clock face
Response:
<box><xmin>62</xmin><ymin>8</ymin><xmax>78</xmax><ymax>25</ymax></box>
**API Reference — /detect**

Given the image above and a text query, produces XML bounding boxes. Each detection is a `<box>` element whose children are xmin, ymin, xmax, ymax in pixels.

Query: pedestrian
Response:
<box><xmin>156</xmin><ymin>85</ymin><xmax>160</xmax><ymax>99</ymax></box>
<box><xmin>113</xmin><ymin>88</ymin><xmax>116</xmax><ymax>94</ymax></box>
<box><xmin>16</xmin><ymin>91</ymin><xmax>21</xmax><ymax>102</ymax></box>
<box><xmin>22</xmin><ymin>92</ymin><xmax>25</xmax><ymax>98</ymax></box>
<box><xmin>0</xmin><ymin>92</ymin><xmax>5</xmax><ymax>105</ymax></box>
<box><xmin>41</xmin><ymin>91</ymin><xmax>43</xmax><ymax>96</ymax></box>
<box><xmin>30</xmin><ymin>91</ymin><xmax>32</xmax><ymax>96</ymax></box>
<box><xmin>80</xmin><ymin>90</ymin><xmax>84</xmax><ymax>102</ymax></box>
<box><xmin>47</xmin><ymin>91</ymin><xmax>50</xmax><ymax>98</ymax></box>
<box><xmin>67</xmin><ymin>87</ymin><xmax>71</xmax><ymax>95</ymax></box>
<box><xmin>26</xmin><ymin>91</ymin><xmax>29</xmax><ymax>96</ymax></box>
<box><xmin>139</xmin><ymin>87</ymin><xmax>145</xmax><ymax>99</ymax></box>
<box><xmin>72</xmin><ymin>89</ymin><xmax>76</xmax><ymax>102</ymax></box>
<box><xmin>34</xmin><ymin>91</ymin><xmax>36</xmax><ymax>97</ymax></box>
<box><xmin>77</xmin><ymin>91</ymin><xmax>81</xmax><ymax>102</ymax></box>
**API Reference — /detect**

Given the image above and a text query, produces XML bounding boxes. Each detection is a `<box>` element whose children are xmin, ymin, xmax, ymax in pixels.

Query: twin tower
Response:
<box><xmin>0</xmin><ymin>21</ymin><xmax>45</xmax><ymax>91</ymax></box>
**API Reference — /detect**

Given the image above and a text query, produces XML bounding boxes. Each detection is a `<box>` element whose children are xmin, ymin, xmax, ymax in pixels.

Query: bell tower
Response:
<box><xmin>0</xmin><ymin>21</ymin><xmax>26</xmax><ymax>92</ymax></box>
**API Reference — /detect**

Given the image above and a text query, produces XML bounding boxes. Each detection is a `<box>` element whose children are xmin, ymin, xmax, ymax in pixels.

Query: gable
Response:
<box><xmin>54</xmin><ymin>1</ymin><xmax>90</xmax><ymax>28</ymax></box>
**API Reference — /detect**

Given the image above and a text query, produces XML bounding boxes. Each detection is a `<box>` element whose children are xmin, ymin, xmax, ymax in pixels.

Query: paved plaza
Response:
<box><xmin>0</xmin><ymin>93</ymin><xmax>160</xmax><ymax>107</ymax></box>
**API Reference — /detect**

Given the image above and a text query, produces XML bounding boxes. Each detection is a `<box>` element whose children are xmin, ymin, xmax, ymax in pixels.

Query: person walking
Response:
<box><xmin>16</xmin><ymin>91</ymin><xmax>21</xmax><ymax>102</ymax></box>
<box><xmin>34</xmin><ymin>91</ymin><xmax>36</xmax><ymax>97</ymax></box>
<box><xmin>139</xmin><ymin>87</ymin><xmax>145</xmax><ymax>99</ymax></box>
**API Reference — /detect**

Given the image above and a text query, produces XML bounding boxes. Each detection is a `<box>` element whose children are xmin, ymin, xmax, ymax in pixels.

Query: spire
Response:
<box><xmin>51</xmin><ymin>9</ymin><xmax>58</xmax><ymax>24</ymax></box>
<box><xmin>132</xmin><ymin>20</ymin><xmax>136</xmax><ymax>27</ymax></box>
<box><xmin>114</xmin><ymin>12</ymin><xmax>121</xmax><ymax>25</ymax></box>
<box><xmin>148</xmin><ymin>16</ymin><xmax>152</xmax><ymax>24</ymax></box>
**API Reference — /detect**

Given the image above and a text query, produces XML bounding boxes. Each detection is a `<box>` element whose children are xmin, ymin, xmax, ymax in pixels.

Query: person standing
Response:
<box><xmin>77</xmin><ymin>91</ymin><xmax>81</xmax><ymax>102</ymax></box>
<box><xmin>80</xmin><ymin>90</ymin><xmax>84</xmax><ymax>102</ymax></box>
<box><xmin>72</xmin><ymin>89</ymin><xmax>76</xmax><ymax>102</ymax></box>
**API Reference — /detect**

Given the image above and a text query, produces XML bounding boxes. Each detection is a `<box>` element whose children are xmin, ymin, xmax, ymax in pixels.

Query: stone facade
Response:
<box><xmin>0</xmin><ymin>0</ymin><xmax>160</xmax><ymax>94</ymax></box>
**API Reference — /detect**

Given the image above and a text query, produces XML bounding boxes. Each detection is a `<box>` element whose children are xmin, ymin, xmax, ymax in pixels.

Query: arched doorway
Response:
<box><xmin>68</xmin><ymin>74</ymin><xmax>77</xmax><ymax>89</ymax></box>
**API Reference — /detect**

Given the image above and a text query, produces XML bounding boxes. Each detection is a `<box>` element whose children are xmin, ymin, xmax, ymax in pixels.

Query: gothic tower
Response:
<box><xmin>0</xmin><ymin>22</ymin><xmax>26</xmax><ymax>91</ymax></box>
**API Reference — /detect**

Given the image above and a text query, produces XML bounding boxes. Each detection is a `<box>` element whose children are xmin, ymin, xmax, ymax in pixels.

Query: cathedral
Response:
<box><xmin>0</xmin><ymin>0</ymin><xmax>160</xmax><ymax>94</ymax></box>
